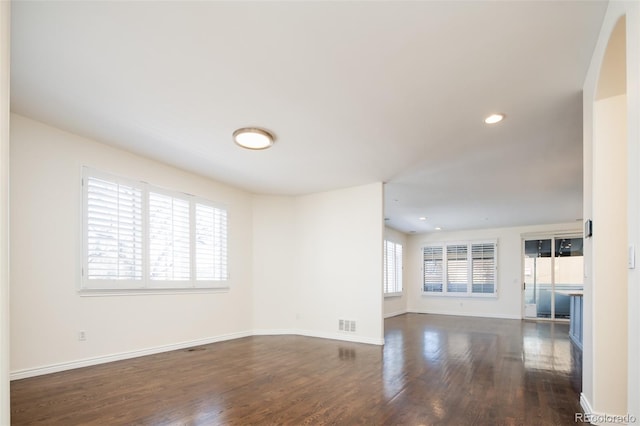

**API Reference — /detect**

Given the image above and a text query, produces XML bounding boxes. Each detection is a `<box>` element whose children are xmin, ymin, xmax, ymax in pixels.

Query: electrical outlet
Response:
<box><xmin>78</xmin><ymin>330</ymin><xmax>86</xmax><ymax>341</ymax></box>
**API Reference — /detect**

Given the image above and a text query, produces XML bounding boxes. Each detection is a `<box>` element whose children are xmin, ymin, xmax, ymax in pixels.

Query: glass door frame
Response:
<box><xmin>522</xmin><ymin>232</ymin><xmax>583</xmax><ymax>322</ymax></box>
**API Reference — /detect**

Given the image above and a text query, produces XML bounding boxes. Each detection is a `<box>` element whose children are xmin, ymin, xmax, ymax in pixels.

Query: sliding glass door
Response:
<box><xmin>523</xmin><ymin>236</ymin><xmax>583</xmax><ymax>320</ymax></box>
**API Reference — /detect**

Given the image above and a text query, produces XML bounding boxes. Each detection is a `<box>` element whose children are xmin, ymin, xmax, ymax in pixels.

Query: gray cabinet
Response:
<box><xmin>569</xmin><ymin>293</ymin><xmax>583</xmax><ymax>350</ymax></box>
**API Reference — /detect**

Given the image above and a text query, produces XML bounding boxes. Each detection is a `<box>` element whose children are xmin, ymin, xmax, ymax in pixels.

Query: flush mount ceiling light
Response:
<box><xmin>484</xmin><ymin>113</ymin><xmax>505</xmax><ymax>124</ymax></box>
<box><xmin>233</xmin><ymin>127</ymin><xmax>275</xmax><ymax>150</ymax></box>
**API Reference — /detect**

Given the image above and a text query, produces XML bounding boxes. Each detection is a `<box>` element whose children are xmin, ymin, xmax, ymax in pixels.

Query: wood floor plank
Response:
<box><xmin>11</xmin><ymin>314</ymin><xmax>584</xmax><ymax>425</ymax></box>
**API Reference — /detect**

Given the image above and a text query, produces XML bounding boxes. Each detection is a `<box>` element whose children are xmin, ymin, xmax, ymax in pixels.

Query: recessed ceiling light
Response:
<box><xmin>484</xmin><ymin>113</ymin><xmax>505</xmax><ymax>124</ymax></box>
<box><xmin>435</xmin><ymin>227</ymin><xmax>442</xmax><ymax>231</ymax></box>
<box><xmin>233</xmin><ymin>127</ymin><xmax>275</xmax><ymax>150</ymax></box>
<box><xmin>419</xmin><ymin>217</ymin><xmax>427</xmax><ymax>221</ymax></box>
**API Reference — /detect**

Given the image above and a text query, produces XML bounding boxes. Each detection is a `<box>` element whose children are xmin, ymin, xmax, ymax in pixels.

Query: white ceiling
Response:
<box><xmin>10</xmin><ymin>0</ymin><xmax>607</xmax><ymax>234</ymax></box>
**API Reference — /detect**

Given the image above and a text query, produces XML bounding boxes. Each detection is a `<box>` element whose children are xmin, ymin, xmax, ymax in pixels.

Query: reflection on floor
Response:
<box><xmin>383</xmin><ymin>314</ymin><xmax>583</xmax><ymax>425</ymax></box>
<box><xmin>11</xmin><ymin>313</ymin><xmax>583</xmax><ymax>425</ymax></box>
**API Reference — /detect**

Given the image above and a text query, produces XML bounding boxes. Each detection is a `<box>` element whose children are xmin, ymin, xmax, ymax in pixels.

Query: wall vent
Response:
<box><xmin>338</xmin><ymin>319</ymin><xmax>356</xmax><ymax>332</ymax></box>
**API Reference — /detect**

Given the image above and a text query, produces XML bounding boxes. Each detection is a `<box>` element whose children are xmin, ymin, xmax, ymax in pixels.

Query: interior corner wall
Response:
<box><xmin>0</xmin><ymin>0</ymin><xmax>11</xmax><ymax>423</ymax></box>
<box><xmin>384</xmin><ymin>226</ymin><xmax>408</xmax><ymax>318</ymax></box>
<box><xmin>405</xmin><ymin>222</ymin><xmax>581</xmax><ymax>320</ymax></box>
<box><xmin>295</xmin><ymin>183</ymin><xmax>384</xmax><ymax>345</ymax></box>
<box><xmin>251</xmin><ymin>195</ymin><xmax>297</xmax><ymax>333</ymax></box>
<box><xmin>9</xmin><ymin>114</ymin><xmax>255</xmax><ymax>376</ymax></box>
<box><xmin>252</xmin><ymin>185</ymin><xmax>385</xmax><ymax>344</ymax></box>
<box><xmin>582</xmin><ymin>1</ymin><xmax>640</xmax><ymax>419</ymax></box>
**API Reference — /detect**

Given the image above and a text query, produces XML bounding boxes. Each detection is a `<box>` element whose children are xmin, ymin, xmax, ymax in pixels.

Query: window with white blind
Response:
<box><xmin>446</xmin><ymin>244</ymin><xmax>468</xmax><ymax>293</ymax></box>
<box><xmin>85</xmin><ymin>175</ymin><xmax>143</xmax><ymax>285</ymax></box>
<box><xmin>82</xmin><ymin>168</ymin><xmax>229</xmax><ymax>291</ymax></box>
<box><xmin>384</xmin><ymin>240</ymin><xmax>403</xmax><ymax>295</ymax></box>
<box><xmin>422</xmin><ymin>240</ymin><xmax>497</xmax><ymax>297</ymax></box>
<box><xmin>195</xmin><ymin>203</ymin><xmax>228</xmax><ymax>281</ymax></box>
<box><xmin>423</xmin><ymin>246</ymin><xmax>443</xmax><ymax>293</ymax></box>
<box><xmin>149</xmin><ymin>192</ymin><xmax>191</xmax><ymax>282</ymax></box>
<box><xmin>471</xmin><ymin>242</ymin><xmax>496</xmax><ymax>294</ymax></box>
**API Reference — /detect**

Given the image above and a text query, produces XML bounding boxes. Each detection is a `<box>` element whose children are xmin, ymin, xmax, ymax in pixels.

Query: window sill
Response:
<box><xmin>421</xmin><ymin>292</ymin><xmax>497</xmax><ymax>299</ymax></box>
<box><xmin>384</xmin><ymin>292</ymin><xmax>403</xmax><ymax>299</ymax></box>
<box><xmin>79</xmin><ymin>287</ymin><xmax>230</xmax><ymax>297</ymax></box>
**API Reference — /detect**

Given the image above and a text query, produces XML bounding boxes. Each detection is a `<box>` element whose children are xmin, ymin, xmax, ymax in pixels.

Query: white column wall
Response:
<box><xmin>592</xmin><ymin>94</ymin><xmax>628</xmax><ymax>415</ymax></box>
<box><xmin>625</xmin><ymin>4</ymin><xmax>640</xmax><ymax>418</ymax></box>
<box><xmin>582</xmin><ymin>1</ymin><xmax>640</xmax><ymax>419</ymax></box>
<box><xmin>294</xmin><ymin>183</ymin><xmax>384</xmax><ymax>344</ymax></box>
<box><xmin>1</xmin><ymin>1</ymin><xmax>11</xmax><ymax>423</ymax></box>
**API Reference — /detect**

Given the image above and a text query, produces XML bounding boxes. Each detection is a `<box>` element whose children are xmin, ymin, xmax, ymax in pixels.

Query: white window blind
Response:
<box><xmin>82</xmin><ymin>168</ymin><xmax>229</xmax><ymax>291</ymax></box>
<box><xmin>196</xmin><ymin>203</ymin><xmax>228</xmax><ymax>281</ymax></box>
<box><xmin>149</xmin><ymin>192</ymin><xmax>190</xmax><ymax>281</ymax></box>
<box><xmin>86</xmin><ymin>176</ymin><xmax>143</xmax><ymax>282</ymax></box>
<box><xmin>423</xmin><ymin>246</ymin><xmax>443</xmax><ymax>293</ymax></box>
<box><xmin>446</xmin><ymin>244</ymin><xmax>468</xmax><ymax>293</ymax></box>
<box><xmin>423</xmin><ymin>240</ymin><xmax>497</xmax><ymax>297</ymax></box>
<box><xmin>384</xmin><ymin>240</ymin><xmax>403</xmax><ymax>294</ymax></box>
<box><xmin>472</xmin><ymin>242</ymin><xmax>495</xmax><ymax>294</ymax></box>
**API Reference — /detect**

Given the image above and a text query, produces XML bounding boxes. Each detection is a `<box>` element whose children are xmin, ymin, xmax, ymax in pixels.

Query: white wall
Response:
<box><xmin>10</xmin><ymin>114</ymin><xmax>255</xmax><ymax>377</ymax></box>
<box><xmin>294</xmin><ymin>183</ymin><xmax>384</xmax><ymax>345</ymax></box>
<box><xmin>628</xmin><ymin>6</ymin><xmax>640</xmax><ymax>418</ymax></box>
<box><xmin>252</xmin><ymin>186</ymin><xmax>384</xmax><ymax>344</ymax></box>
<box><xmin>384</xmin><ymin>226</ymin><xmax>408</xmax><ymax>318</ymax></box>
<box><xmin>583</xmin><ymin>1</ymin><xmax>640</xmax><ymax>419</ymax></box>
<box><xmin>252</xmin><ymin>195</ymin><xmax>296</xmax><ymax>333</ymax></box>
<box><xmin>406</xmin><ymin>222</ymin><xmax>580</xmax><ymax>320</ymax></box>
<box><xmin>593</xmin><ymin>94</ymin><xmax>628</xmax><ymax>416</ymax></box>
<box><xmin>1</xmin><ymin>1</ymin><xmax>10</xmax><ymax>423</ymax></box>
<box><xmin>10</xmin><ymin>115</ymin><xmax>386</xmax><ymax>378</ymax></box>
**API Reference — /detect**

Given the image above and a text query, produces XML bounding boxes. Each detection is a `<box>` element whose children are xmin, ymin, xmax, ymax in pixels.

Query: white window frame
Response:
<box><xmin>421</xmin><ymin>240</ymin><xmax>497</xmax><ymax>298</ymax></box>
<box><xmin>384</xmin><ymin>239</ymin><xmax>403</xmax><ymax>296</ymax></box>
<box><xmin>81</xmin><ymin>167</ymin><xmax>229</xmax><ymax>293</ymax></box>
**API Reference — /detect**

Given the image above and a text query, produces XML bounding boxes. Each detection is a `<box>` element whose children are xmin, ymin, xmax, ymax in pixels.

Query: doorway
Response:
<box><xmin>523</xmin><ymin>235</ymin><xmax>584</xmax><ymax>320</ymax></box>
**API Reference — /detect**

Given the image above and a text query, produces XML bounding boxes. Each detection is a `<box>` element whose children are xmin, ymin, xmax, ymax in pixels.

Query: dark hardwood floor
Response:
<box><xmin>11</xmin><ymin>314</ymin><xmax>584</xmax><ymax>425</ymax></box>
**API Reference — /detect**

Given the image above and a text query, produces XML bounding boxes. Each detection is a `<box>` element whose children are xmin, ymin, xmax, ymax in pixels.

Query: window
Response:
<box><xmin>423</xmin><ymin>246</ymin><xmax>443</xmax><ymax>292</ymax></box>
<box><xmin>83</xmin><ymin>168</ymin><xmax>229</xmax><ymax>291</ymax></box>
<box><xmin>85</xmin><ymin>175</ymin><xmax>143</xmax><ymax>283</ymax></box>
<box><xmin>471</xmin><ymin>242</ymin><xmax>496</xmax><ymax>294</ymax></box>
<box><xmin>384</xmin><ymin>240</ymin><xmax>403</xmax><ymax>295</ymax></box>
<box><xmin>149</xmin><ymin>192</ymin><xmax>191</xmax><ymax>281</ymax></box>
<box><xmin>422</xmin><ymin>240</ymin><xmax>497</xmax><ymax>297</ymax></box>
<box><xmin>446</xmin><ymin>244</ymin><xmax>468</xmax><ymax>293</ymax></box>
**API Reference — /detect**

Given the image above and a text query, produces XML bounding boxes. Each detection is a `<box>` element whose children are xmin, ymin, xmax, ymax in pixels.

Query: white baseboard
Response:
<box><xmin>384</xmin><ymin>310</ymin><xmax>407</xmax><ymax>319</ymax></box>
<box><xmin>294</xmin><ymin>329</ymin><xmax>385</xmax><ymax>346</ymax></box>
<box><xmin>11</xmin><ymin>328</ymin><xmax>384</xmax><ymax>380</ymax></box>
<box><xmin>10</xmin><ymin>331</ymin><xmax>252</xmax><ymax>381</ymax></box>
<box><xmin>578</xmin><ymin>393</ymin><xmax>635</xmax><ymax>425</ymax></box>
<box><xmin>252</xmin><ymin>328</ymin><xmax>298</xmax><ymax>336</ymax></box>
<box><xmin>580</xmin><ymin>393</ymin><xmax>594</xmax><ymax>422</ymax></box>
<box><xmin>406</xmin><ymin>308</ymin><xmax>520</xmax><ymax>320</ymax></box>
<box><xmin>254</xmin><ymin>328</ymin><xmax>384</xmax><ymax>345</ymax></box>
